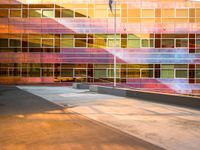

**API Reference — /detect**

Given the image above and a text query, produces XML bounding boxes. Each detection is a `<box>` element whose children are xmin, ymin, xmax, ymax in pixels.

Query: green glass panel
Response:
<box><xmin>61</xmin><ymin>69</ymin><xmax>73</xmax><ymax>77</ymax></box>
<box><xmin>128</xmin><ymin>34</ymin><xmax>139</xmax><ymax>39</ymax></box>
<box><xmin>161</xmin><ymin>69</ymin><xmax>174</xmax><ymax>78</ymax></box>
<box><xmin>196</xmin><ymin>70</ymin><xmax>200</xmax><ymax>78</ymax></box>
<box><xmin>107</xmin><ymin>69</ymin><xmax>120</xmax><ymax>78</ymax></box>
<box><xmin>0</xmin><ymin>39</ymin><xmax>8</xmax><ymax>47</ymax></box>
<box><xmin>176</xmin><ymin>39</ymin><xmax>188</xmax><ymax>47</ymax></box>
<box><xmin>42</xmin><ymin>10</ymin><xmax>54</xmax><ymax>18</ymax></box>
<box><xmin>127</xmin><ymin>69</ymin><xmax>140</xmax><ymax>78</ymax></box>
<box><xmin>141</xmin><ymin>39</ymin><xmax>149</xmax><ymax>47</ymax></box>
<box><xmin>94</xmin><ymin>69</ymin><xmax>107</xmax><ymax>78</ymax></box>
<box><xmin>10</xmin><ymin>39</ymin><xmax>21</xmax><ymax>47</ymax></box>
<box><xmin>62</xmin><ymin>9</ymin><xmax>74</xmax><ymax>17</ymax></box>
<box><xmin>108</xmin><ymin>39</ymin><xmax>120</xmax><ymax>47</ymax></box>
<box><xmin>162</xmin><ymin>39</ymin><xmax>174</xmax><ymax>48</ymax></box>
<box><xmin>127</xmin><ymin>39</ymin><xmax>140</xmax><ymax>48</ymax></box>
<box><xmin>75</xmin><ymin>39</ymin><xmax>87</xmax><ymax>47</ymax></box>
<box><xmin>141</xmin><ymin>70</ymin><xmax>153</xmax><ymax>78</ymax></box>
<box><xmin>60</xmin><ymin>39</ymin><xmax>73</xmax><ymax>48</ymax></box>
<box><xmin>29</xmin><ymin>9</ymin><xmax>41</xmax><ymax>17</ymax></box>
<box><xmin>176</xmin><ymin>70</ymin><xmax>187</xmax><ymax>78</ymax></box>
<box><xmin>161</xmin><ymin>64</ymin><xmax>174</xmax><ymax>69</ymax></box>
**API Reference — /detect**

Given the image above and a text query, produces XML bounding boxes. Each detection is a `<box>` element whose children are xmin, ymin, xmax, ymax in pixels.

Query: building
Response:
<box><xmin>0</xmin><ymin>0</ymin><xmax>200</xmax><ymax>95</ymax></box>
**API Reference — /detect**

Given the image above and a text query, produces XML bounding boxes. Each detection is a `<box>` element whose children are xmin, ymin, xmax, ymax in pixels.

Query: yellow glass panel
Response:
<box><xmin>42</xmin><ymin>10</ymin><xmax>54</xmax><ymax>18</ymax></box>
<box><xmin>42</xmin><ymin>39</ymin><xmax>54</xmax><ymax>47</ymax></box>
<box><xmin>29</xmin><ymin>9</ymin><xmax>41</xmax><ymax>17</ymax></box>
<box><xmin>128</xmin><ymin>9</ymin><xmax>140</xmax><ymax>17</ymax></box>
<box><xmin>121</xmin><ymin>9</ymin><xmax>127</xmax><ymax>17</ymax></box>
<box><xmin>196</xmin><ymin>9</ymin><xmax>200</xmax><ymax>17</ymax></box>
<box><xmin>128</xmin><ymin>18</ymin><xmax>140</xmax><ymax>23</ymax></box>
<box><xmin>95</xmin><ymin>9</ymin><xmax>107</xmax><ymax>18</ymax></box>
<box><xmin>75</xmin><ymin>9</ymin><xmax>87</xmax><ymax>17</ymax></box>
<box><xmin>142</xmin><ymin>9</ymin><xmax>154</xmax><ymax>17</ymax></box>
<box><xmin>95</xmin><ymin>4</ymin><xmax>107</xmax><ymax>9</ymax></box>
<box><xmin>162</xmin><ymin>9</ymin><xmax>174</xmax><ymax>18</ymax></box>
<box><xmin>94</xmin><ymin>39</ymin><xmax>106</xmax><ymax>48</ymax></box>
<box><xmin>10</xmin><ymin>10</ymin><xmax>21</xmax><ymax>17</ymax></box>
<box><xmin>88</xmin><ymin>9</ymin><xmax>94</xmax><ymax>17</ymax></box>
<box><xmin>174</xmin><ymin>18</ymin><xmax>188</xmax><ymax>23</ymax></box>
<box><xmin>62</xmin><ymin>4</ymin><xmax>87</xmax><ymax>9</ymax></box>
<box><xmin>127</xmin><ymin>69</ymin><xmax>140</xmax><ymax>78</ymax></box>
<box><xmin>162</xmin><ymin>18</ymin><xmax>175</xmax><ymax>23</ymax></box>
<box><xmin>196</xmin><ymin>18</ymin><xmax>200</xmax><ymax>23</ymax></box>
<box><xmin>60</xmin><ymin>39</ymin><xmax>73</xmax><ymax>48</ymax></box>
<box><xmin>108</xmin><ymin>9</ymin><xmax>120</xmax><ymax>17</ymax></box>
<box><xmin>62</xmin><ymin>9</ymin><xmax>74</xmax><ymax>17</ymax></box>
<box><xmin>121</xmin><ymin>18</ymin><xmax>127</xmax><ymax>23</ymax></box>
<box><xmin>141</xmin><ymin>18</ymin><xmax>154</xmax><ymax>23</ymax></box>
<box><xmin>176</xmin><ymin>9</ymin><xmax>188</xmax><ymax>17</ymax></box>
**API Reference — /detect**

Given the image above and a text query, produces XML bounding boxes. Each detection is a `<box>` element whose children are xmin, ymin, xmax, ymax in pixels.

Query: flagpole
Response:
<box><xmin>113</xmin><ymin>0</ymin><xmax>117</xmax><ymax>87</ymax></box>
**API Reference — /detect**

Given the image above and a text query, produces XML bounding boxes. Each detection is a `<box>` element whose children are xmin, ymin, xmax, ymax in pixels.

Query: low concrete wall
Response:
<box><xmin>90</xmin><ymin>85</ymin><xmax>126</xmax><ymax>97</ymax></box>
<box><xmin>89</xmin><ymin>85</ymin><xmax>200</xmax><ymax>110</ymax></box>
<box><xmin>72</xmin><ymin>83</ymin><xmax>89</xmax><ymax>89</ymax></box>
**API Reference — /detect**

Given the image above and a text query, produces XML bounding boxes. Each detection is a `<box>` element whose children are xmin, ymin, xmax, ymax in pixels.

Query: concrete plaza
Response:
<box><xmin>18</xmin><ymin>85</ymin><xmax>200</xmax><ymax>150</ymax></box>
<box><xmin>0</xmin><ymin>85</ymin><xmax>163</xmax><ymax>150</ymax></box>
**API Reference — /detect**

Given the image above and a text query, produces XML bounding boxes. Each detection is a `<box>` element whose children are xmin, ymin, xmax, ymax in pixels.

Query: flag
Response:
<box><xmin>109</xmin><ymin>0</ymin><xmax>113</xmax><ymax>13</ymax></box>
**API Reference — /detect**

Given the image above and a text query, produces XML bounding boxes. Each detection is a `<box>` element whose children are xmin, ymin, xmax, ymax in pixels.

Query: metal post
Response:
<box><xmin>113</xmin><ymin>1</ymin><xmax>117</xmax><ymax>87</ymax></box>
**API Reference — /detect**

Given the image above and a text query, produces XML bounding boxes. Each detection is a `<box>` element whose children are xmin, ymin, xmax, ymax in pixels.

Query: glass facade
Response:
<box><xmin>0</xmin><ymin>0</ymin><xmax>200</xmax><ymax>95</ymax></box>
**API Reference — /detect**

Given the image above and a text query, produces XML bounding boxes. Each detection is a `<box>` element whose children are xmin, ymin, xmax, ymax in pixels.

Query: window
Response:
<box><xmin>0</xmin><ymin>9</ymin><xmax>8</xmax><ymax>18</ymax></box>
<box><xmin>108</xmin><ymin>39</ymin><xmax>120</xmax><ymax>47</ymax></box>
<box><xmin>42</xmin><ymin>39</ymin><xmax>54</xmax><ymax>47</ymax></box>
<box><xmin>42</xmin><ymin>10</ymin><xmax>54</xmax><ymax>18</ymax></box>
<box><xmin>127</xmin><ymin>39</ymin><xmax>140</xmax><ymax>48</ymax></box>
<box><xmin>0</xmin><ymin>39</ymin><xmax>8</xmax><ymax>47</ymax></box>
<box><xmin>141</xmin><ymin>70</ymin><xmax>154</xmax><ymax>78</ymax></box>
<box><xmin>94</xmin><ymin>69</ymin><xmax>107</xmax><ymax>78</ymax></box>
<box><xmin>62</xmin><ymin>9</ymin><xmax>74</xmax><ymax>17</ymax></box>
<box><xmin>61</xmin><ymin>69</ymin><xmax>73</xmax><ymax>77</ymax></box>
<box><xmin>107</xmin><ymin>69</ymin><xmax>120</xmax><ymax>78</ymax></box>
<box><xmin>60</xmin><ymin>39</ymin><xmax>73</xmax><ymax>48</ymax></box>
<box><xmin>10</xmin><ymin>10</ymin><xmax>21</xmax><ymax>18</ymax></box>
<box><xmin>42</xmin><ymin>68</ymin><xmax>53</xmax><ymax>77</ymax></box>
<box><xmin>176</xmin><ymin>39</ymin><xmax>188</xmax><ymax>47</ymax></box>
<box><xmin>196</xmin><ymin>8</ymin><xmax>200</xmax><ymax>17</ymax></box>
<box><xmin>161</xmin><ymin>69</ymin><xmax>174</xmax><ymax>78</ymax></box>
<box><xmin>162</xmin><ymin>39</ymin><xmax>174</xmax><ymax>48</ymax></box>
<box><xmin>75</xmin><ymin>9</ymin><xmax>87</xmax><ymax>17</ymax></box>
<box><xmin>94</xmin><ymin>39</ymin><xmax>106</xmax><ymax>48</ymax></box>
<box><xmin>28</xmin><ymin>39</ymin><xmax>41</xmax><ymax>47</ymax></box>
<box><xmin>74</xmin><ymin>69</ymin><xmax>86</xmax><ymax>77</ymax></box>
<box><xmin>196</xmin><ymin>70</ymin><xmax>200</xmax><ymax>78</ymax></box>
<box><xmin>28</xmin><ymin>67</ymin><xmax>40</xmax><ymax>77</ymax></box>
<box><xmin>142</xmin><ymin>9</ymin><xmax>154</xmax><ymax>18</ymax></box>
<box><xmin>95</xmin><ymin>9</ymin><xmax>107</xmax><ymax>18</ymax></box>
<box><xmin>10</xmin><ymin>39</ymin><xmax>21</xmax><ymax>47</ymax></box>
<box><xmin>196</xmin><ymin>39</ymin><xmax>200</xmax><ymax>48</ymax></box>
<box><xmin>162</xmin><ymin>9</ymin><xmax>174</xmax><ymax>18</ymax></box>
<box><xmin>176</xmin><ymin>9</ymin><xmax>188</xmax><ymax>18</ymax></box>
<box><xmin>128</xmin><ymin>9</ymin><xmax>140</xmax><ymax>17</ymax></box>
<box><xmin>75</xmin><ymin>39</ymin><xmax>87</xmax><ymax>47</ymax></box>
<box><xmin>141</xmin><ymin>39</ymin><xmax>154</xmax><ymax>48</ymax></box>
<box><xmin>127</xmin><ymin>69</ymin><xmax>140</xmax><ymax>78</ymax></box>
<box><xmin>29</xmin><ymin>9</ymin><xmax>41</xmax><ymax>18</ymax></box>
<box><xmin>176</xmin><ymin>70</ymin><xmax>187</xmax><ymax>78</ymax></box>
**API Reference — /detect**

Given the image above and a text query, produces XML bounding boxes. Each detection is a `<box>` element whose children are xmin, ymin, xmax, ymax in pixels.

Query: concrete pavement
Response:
<box><xmin>0</xmin><ymin>85</ymin><xmax>164</xmax><ymax>150</ymax></box>
<box><xmin>18</xmin><ymin>86</ymin><xmax>200</xmax><ymax>150</ymax></box>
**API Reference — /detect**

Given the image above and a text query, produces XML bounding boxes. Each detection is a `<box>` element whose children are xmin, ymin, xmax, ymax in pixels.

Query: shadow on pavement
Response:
<box><xmin>0</xmin><ymin>85</ymin><xmax>63</xmax><ymax>115</ymax></box>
